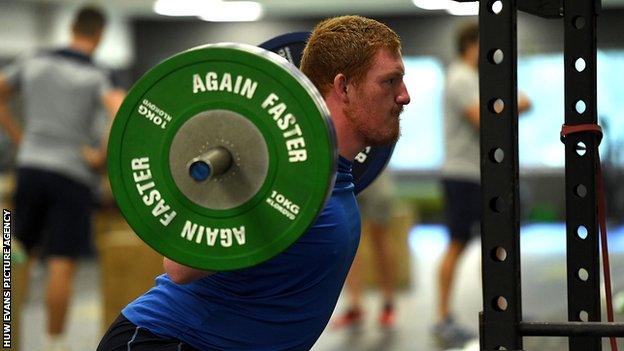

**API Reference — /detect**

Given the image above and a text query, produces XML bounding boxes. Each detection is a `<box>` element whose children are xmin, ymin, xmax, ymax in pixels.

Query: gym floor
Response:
<box><xmin>20</xmin><ymin>223</ymin><xmax>624</xmax><ymax>351</ymax></box>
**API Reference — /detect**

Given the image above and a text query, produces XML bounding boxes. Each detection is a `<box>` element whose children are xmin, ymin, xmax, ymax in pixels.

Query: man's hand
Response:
<box><xmin>163</xmin><ymin>257</ymin><xmax>214</xmax><ymax>284</ymax></box>
<box><xmin>518</xmin><ymin>92</ymin><xmax>532</xmax><ymax>114</ymax></box>
<box><xmin>0</xmin><ymin>74</ymin><xmax>22</xmax><ymax>144</ymax></box>
<box><xmin>82</xmin><ymin>145</ymin><xmax>106</xmax><ymax>171</ymax></box>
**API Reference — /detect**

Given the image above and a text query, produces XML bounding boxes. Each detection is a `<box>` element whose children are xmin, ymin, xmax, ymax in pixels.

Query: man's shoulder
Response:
<box><xmin>13</xmin><ymin>48</ymin><xmax>98</xmax><ymax>71</ymax></box>
<box><xmin>448</xmin><ymin>61</ymin><xmax>475</xmax><ymax>79</ymax></box>
<box><xmin>5</xmin><ymin>49</ymin><xmax>47</xmax><ymax>66</ymax></box>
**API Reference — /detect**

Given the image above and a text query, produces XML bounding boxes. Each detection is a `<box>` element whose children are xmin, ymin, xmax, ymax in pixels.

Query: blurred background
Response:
<box><xmin>1</xmin><ymin>0</ymin><xmax>623</xmax><ymax>350</ymax></box>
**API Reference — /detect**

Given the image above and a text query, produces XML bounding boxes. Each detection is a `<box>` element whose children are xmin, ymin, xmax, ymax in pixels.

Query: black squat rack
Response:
<box><xmin>452</xmin><ymin>0</ymin><xmax>624</xmax><ymax>350</ymax></box>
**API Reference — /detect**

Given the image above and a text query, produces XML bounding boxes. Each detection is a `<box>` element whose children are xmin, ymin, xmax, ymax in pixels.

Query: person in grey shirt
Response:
<box><xmin>434</xmin><ymin>22</ymin><xmax>531</xmax><ymax>348</ymax></box>
<box><xmin>0</xmin><ymin>6</ymin><xmax>124</xmax><ymax>351</ymax></box>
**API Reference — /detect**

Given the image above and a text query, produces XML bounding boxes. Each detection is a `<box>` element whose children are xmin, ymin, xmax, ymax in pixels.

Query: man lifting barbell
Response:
<box><xmin>98</xmin><ymin>15</ymin><xmax>410</xmax><ymax>351</ymax></box>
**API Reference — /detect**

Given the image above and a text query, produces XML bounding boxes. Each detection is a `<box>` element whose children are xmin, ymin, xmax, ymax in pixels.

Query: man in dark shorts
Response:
<box><xmin>0</xmin><ymin>6</ymin><xmax>124</xmax><ymax>350</ymax></box>
<box><xmin>98</xmin><ymin>15</ymin><xmax>410</xmax><ymax>351</ymax></box>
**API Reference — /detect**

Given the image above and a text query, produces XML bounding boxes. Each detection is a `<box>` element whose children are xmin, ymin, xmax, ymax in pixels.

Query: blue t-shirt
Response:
<box><xmin>123</xmin><ymin>157</ymin><xmax>360</xmax><ymax>350</ymax></box>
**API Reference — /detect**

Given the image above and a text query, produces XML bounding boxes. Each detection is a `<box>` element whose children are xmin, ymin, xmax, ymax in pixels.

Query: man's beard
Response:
<box><xmin>344</xmin><ymin>105</ymin><xmax>402</xmax><ymax>146</ymax></box>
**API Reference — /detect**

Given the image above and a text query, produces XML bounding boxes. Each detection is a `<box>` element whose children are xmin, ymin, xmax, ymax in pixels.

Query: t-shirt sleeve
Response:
<box><xmin>1</xmin><ymin>53</ymin><xmax>31</xmax><ymax>90</ymax></box>
<box><xmin>447</xmin><ymin>68</ymin><xmax>479</xmax><ymax>113</ymax></box>
<box><xmin>96</xmin><ymin>70</ymin><xmax>114</xmax><ymax>100</ymax></box>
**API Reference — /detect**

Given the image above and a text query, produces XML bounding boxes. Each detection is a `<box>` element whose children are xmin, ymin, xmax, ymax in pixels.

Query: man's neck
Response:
<box><xmin>69</xmin><ymin>37</ymin><xmax>95</xmax><ymax>56</ymax></box>
<box><xmin>324</xmin><ymin>94</ymin><xmax>365</xmax><ymax>161</ymax></box>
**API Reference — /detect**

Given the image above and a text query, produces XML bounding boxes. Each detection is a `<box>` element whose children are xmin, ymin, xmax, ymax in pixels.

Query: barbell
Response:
<box><xmin>107</xmin><ymin>33</ymin><xmax>396</xmax><ymax>271</ymax></box>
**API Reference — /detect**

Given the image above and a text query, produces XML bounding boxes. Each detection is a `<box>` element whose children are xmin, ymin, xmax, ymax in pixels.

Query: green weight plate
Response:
<box><xmin>108</xmin><ymin>43</ymin><xmax>337</xmax><ymax>271</ymax></box>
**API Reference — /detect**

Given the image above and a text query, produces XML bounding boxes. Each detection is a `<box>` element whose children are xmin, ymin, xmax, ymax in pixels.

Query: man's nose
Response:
<box><xmin>397</xmin><ymin>83</ymin><xmax>410</xmax><ymax>105</ymax></box>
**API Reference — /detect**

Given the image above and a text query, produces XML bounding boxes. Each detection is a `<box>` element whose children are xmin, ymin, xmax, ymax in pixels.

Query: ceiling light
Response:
<box><xmin>154</xmin><ymin>0</ymin><xmax>263</xmax><ymax>22</ymax></box>
<box><xmin>412</xmin><ymin>0</ymin><xmax>452</xmax><ymax>10</ymax></box>
<box><xmin>199</xmin><ymin>1</ymin><xmax>263</xmax><ymax>22</ymax></box>
<box><xmin>153</xmin><ymin>0</ymin><xmax>212</xmax><ymax>16</ymax></box>
<box><xmin>446</xmin><ymin>2</ymin><xmax>479</xmax><ymax>16</ymax></box>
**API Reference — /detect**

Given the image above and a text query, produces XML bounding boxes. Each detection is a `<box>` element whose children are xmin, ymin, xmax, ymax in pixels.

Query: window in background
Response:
<box><xmin>596</xmin><ymin>51</ymin><xmax>624</xmax><ymax>167</ymax></box>
<box><xmin>517</xmin><ymin>54</ymin><xmax>565</xmax><ymax>169</ymax></box>
<box><xmin>388</xmin><ymin>51</ymin><xmax>624</xmax><ymax>172</ymax></box>
<box><xmin>517</xmin><ymin>50</ymin><xmax>624</xmax><ymax>169</ymax></box>
<box><xmin>389</xmin><ymin>56</ymin><xmax>445</xmax><ymax>171</ymax></box>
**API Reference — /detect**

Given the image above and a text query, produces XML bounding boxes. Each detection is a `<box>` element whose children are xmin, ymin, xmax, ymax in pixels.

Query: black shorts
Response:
<box><xmin>98</xmin><ymin>314</ymin><xmax>199</xmax><ymax>351</ymax></box>
<box><xmin>443</xmin><ymin>178</ymin><xmax>481</xmax><ymax>243</ymax></box>
<box><xmin>14</xmin><ymin>167</ymin><xmax>94</xmax><ymax>258</ymax></box>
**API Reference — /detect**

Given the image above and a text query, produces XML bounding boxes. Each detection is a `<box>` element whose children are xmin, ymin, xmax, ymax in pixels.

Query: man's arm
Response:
<box><xmin>463</xmin><ymin>93</ymin><xmax>532</xmax><ymax>129</ymax></box>
<box><xmin>518</xmin><ymin>92</ymin><xmax>532</xmax><ymax>114</ymax></box>
<box><xmin>463</xmin><ymin>102</ymin><xmax>480</xmax><ymax>128</ymax></box>
<box><xmin>82</xmin><ymin>88</ymin><xmax>126</xmax><ymax>170</ymax></box>
<box><xmin>0</xmin><ymin>74</ymin><xmax>22</xmax><ymax>144</ymax></box>
<box><xmin>163</xmin><ymin>257</ymin><xmax>214</xmax><ymax>284</ymax></box>
<box><xmin>102</xmin><ymin>88</ymin><xmax>126</xmax><ymax>116</ymax></box>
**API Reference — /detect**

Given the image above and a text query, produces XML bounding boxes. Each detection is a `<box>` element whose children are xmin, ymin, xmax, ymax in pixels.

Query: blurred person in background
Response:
<box><xmin>332</xmin><ymin>169</ymin><xmax>398</xmax><ymax>329</ymax></box>
<box><xmin>435</xmin><ymin>21</ymin><xmax>531</xmax><ymax>347</ymax></box>
<box><xmin>0</xmin><ymin>6</ymin><xmax>124</xmax><ymax>351</ymax></box>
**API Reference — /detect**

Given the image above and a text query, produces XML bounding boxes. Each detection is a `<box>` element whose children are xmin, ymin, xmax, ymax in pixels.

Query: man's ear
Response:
<box><xmin>332</xmin><ymin>73</ymin><xmax>349</xmax><ymax>103</ymax></box>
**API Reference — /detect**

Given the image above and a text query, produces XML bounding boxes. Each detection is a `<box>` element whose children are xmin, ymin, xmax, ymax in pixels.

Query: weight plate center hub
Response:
<box><xmin>169</xmin><ymin>109</ymin><xmax>269</xmax><ymax>210</ymax></box>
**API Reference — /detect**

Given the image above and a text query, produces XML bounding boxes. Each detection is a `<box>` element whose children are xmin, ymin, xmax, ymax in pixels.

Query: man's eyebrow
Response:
<box><xmin>392</xmin><ymin>63</ymin><xmax>405</xmax><ymax>74</ymax></box>
<box><xmin>384</xmin><ymin>68</ymin><xmax>405</xmax><ymax>77</ymax></box>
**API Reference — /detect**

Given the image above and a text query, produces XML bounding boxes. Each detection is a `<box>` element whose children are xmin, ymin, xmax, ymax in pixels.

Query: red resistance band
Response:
<box><xmin>561</xmin><ymin>123</ymin><xmax>618</xmax><ymax>351</ymax></box>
